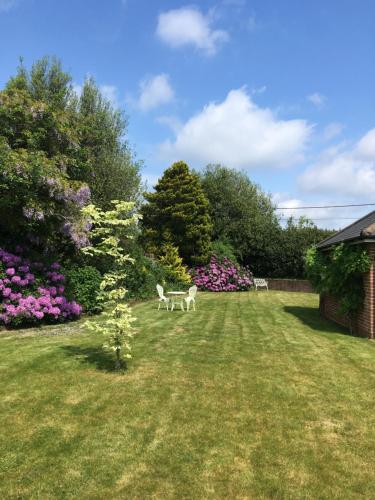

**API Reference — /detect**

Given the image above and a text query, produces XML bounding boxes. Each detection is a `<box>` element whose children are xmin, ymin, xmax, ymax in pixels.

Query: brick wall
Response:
<box><xmin>320</xmin><ymin>243</ymin><xmax>375</xmax><ymax>338</ymax></box>
<box><xmin>267</xmin><ymin>279</ymin><xmax>314</xmax><ymax>293</ymax></box>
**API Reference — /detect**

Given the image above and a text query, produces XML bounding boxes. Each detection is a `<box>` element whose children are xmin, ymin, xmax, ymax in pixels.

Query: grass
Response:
<box><xmin>1</xmin><ymin>291</ymin><xmax>375</xmax><ymax>498</ymax></box>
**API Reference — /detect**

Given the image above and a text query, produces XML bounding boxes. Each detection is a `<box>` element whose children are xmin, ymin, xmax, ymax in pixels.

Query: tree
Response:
<box><xmin>271</xmin><ymin>217</ymin><xmax>334</xmax><ymax>278</ymax></box>
<box><xmin>0</xmin><ymin>57</ymin><xmax>141</xmax><ymax>254</ymax></box>
<box><xmin>159</xmin><ymin>243</ymin><xmax>191</xmax><ymax>284</ymax></box>
<box><xmin>142</xmin><ymin>161</ymin><xmax>212</xmax><ymax>265</ymax></box>
<box><xmin>76</xmin><ymin>78</ymin><xmax>141</xmax><ymax>209</ymax></box>
<box><xmin>199</xmin><ymin>164</ymin><xmax>279</xmax><ymax>275</ymax></box>
<box><xmin>0</xmin><ymin>57</ymin><xmax>90</xmax><ymax>252</ymax></box>
<box><xmin>81</xmin><ymin>201</ymin><xmax>140</xmax><ymax>371</ymax></box>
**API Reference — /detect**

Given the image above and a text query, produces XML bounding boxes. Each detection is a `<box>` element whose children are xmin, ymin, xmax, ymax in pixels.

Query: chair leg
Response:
<box><xmin>193</xmin><ymin>299</ymin><xmax>196</xmax><ymax>311</ymax></box>
<box><xmin>186</xmin><ymin>298</ymin><xmax>189</xmax><ymax>311</ymax></box>
<box><xmin>158</xmin><ymin>302</ymin><xmax>161</xmax><ymax>310</ymax></box>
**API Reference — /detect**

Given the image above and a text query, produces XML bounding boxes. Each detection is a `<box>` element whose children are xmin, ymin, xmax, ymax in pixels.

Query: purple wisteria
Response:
<box><xmin>190</xmin><ymin>256</ymin><xmax>253</xmax><ymax>292</ymax></box>
<box><xmin>0</xmin><ymin>248</ymin><xmax>82</xmax><ymax>326</ymax></box>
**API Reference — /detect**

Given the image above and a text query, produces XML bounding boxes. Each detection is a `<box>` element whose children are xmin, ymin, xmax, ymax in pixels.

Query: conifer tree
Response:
<box><xmin>142</xmin><ymin>161</ymin><xmax>212</xmax><ymax>265</ymax></box>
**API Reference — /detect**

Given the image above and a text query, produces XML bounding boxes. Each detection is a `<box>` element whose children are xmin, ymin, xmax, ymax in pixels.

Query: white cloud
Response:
<box><xmin>137</xmin><ymin>74</ymin><xmax>174</xmax><ymax>112</ymax></box>
<box><xmin>299</xmin><ymin>128</ymin><xmax>375</xmax><ymax>197</ymax></box>
<box><xmin>156</xmin><ymin>7</ymin><xmax>229</xmax><ymax>56</ymax></box>
<box><xmin>356</xmin><ymin>129</ymin><xmax>375</xmax><ymax>159</ymax></box>
<box><xmin>323</xmin><ymin>122</ymin><xmax>344</xmax><ymax>141</ymax></box>
<box><xmin>156</xmin><ymin>115</ymin><xmax>183</xmax><ymax>134</ymax></box>
<box><xmin>0</xmin><ymin>0</ymin><xmax>17</xmax><ymax>12</ymax></box>
<box><xmin>308</xmin><ymin>92</ymin><xmax>327</xmax><ymax>108</ymax></box>
<box><xmin>159</xmin><ymin>88</ymin><xmax>312</xmax><ymax>169</ymax></box>
<box><xmin>100</xmin><ymin>85</ymin><xmax>118</xmax><ymax>105</ymax></box>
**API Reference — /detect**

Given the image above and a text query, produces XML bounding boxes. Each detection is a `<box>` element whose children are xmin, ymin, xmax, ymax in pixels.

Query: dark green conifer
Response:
<box><xmin>142</xmin><ymin>161</ymin><xmax>212</xmax><ymax>265</ymax></box>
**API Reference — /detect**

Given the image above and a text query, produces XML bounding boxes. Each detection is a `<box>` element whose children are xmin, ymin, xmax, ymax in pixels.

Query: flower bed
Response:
<box><xmin>0</xmin><ymin>248</ymin><xmax>82</xmax><ymax>326</ymax></box>
<box><xmin>190</xmin><ymin>256</ymin><xmax>253</xmax><ymax>292</ymax></box>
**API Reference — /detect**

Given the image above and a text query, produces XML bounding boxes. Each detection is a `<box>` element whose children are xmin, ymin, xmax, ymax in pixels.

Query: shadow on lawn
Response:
<box><xmin>61</xmin><ymin>345</ymin><xmax>124</xmax><ymax>372</ymax></box>
<box><xmin>283</xmin><ymin>306</ymin><xmax>353</xmax><ymax>337</ymax></box>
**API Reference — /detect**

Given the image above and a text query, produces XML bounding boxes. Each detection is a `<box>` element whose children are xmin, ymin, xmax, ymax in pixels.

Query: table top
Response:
<box><xmin>167</xmin><ymin>291</ymin><xmax>187</xmax><ymax>295</ymax></box>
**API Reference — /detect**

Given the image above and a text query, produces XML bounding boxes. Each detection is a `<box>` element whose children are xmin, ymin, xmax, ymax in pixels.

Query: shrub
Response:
<box><xmin>64</xmin><ymin>266</ymin><xmax>102</xmax><ymax>314</ymax></box>
<box><xmin>305</xmin><ymin>244</ymin><xmax>371</xmax><ymax>317</ymax></box>
<box><xmin>0</xmin><ymin>247</ymin><xmax>82</xmax><ymax>326</ymax></box>
<box><xmin>159</xmin><ymin>243</ymin><xmax>191</xmax><ymax>285</ymax></box>
<box><xmin>210</xmin><ymin>239</ymin><xmax>238</xmax><ymax>263</ymax></box>
<box><xmin>125</xmin><ymin>252</ymin><xmax>189</xmax><ymax>301</ymax></box>
<box><xmin>190</xmin><ymin>256</ymin><xmax>253</xmax><ymax>292</ymax></box>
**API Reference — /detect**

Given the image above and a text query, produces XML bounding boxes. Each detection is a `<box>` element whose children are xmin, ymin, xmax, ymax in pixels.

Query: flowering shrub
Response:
<box><xmin>190</xmin><ymin>256</ymin><xmax>253</xmax><ymax>292</ymax></box>
<box><xmin>0</xmin><ymin>248</ymin><xmax>82</xmax><ymax>326</ymax></box>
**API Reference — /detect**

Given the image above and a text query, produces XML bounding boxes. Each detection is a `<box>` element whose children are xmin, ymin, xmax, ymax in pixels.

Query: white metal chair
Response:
<box><xmin>185</xmin><ymin>285</ymin><xmax>197</xmax><ymax>311</ymax></box>
<box><xmin>254</xmin><ymin>278</ymin><xmax>268</xmax><ymax>291</ymax></box>
<box><xmin>156</xmin><ymin>284</ymin><xmax>170</xmax><ymax>310</ymax></box>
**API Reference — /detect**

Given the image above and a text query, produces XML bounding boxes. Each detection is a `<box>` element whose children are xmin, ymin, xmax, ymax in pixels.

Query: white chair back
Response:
<box><xmin>188</xmin><ymin>285</ymin><xmax>197</xmax><ymax>298</ymax></box>
<box><xmin>156</xmin><ymin>284</ymin><xmax>164</xmax><ymax>299</ymax></box>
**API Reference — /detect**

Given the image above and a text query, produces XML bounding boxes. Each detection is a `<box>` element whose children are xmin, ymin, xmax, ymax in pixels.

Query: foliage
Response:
<box><xmin>64</xmin><ymin>266</ymin><xmax>102</xmax><ymax>314</ymax></box>
<box><xmin>122</xmin><ymin>243</ymin><xmax>191</xmax><ymax>301</ymax></box>
<box><xmin>190</xmin><ymin>256</ymin><xmax>253</xmax><ymax>292</ymax></box>
<box><xmin>210</xmin><ymin>239</ymin><xmax>238</xmax><ymax>263</ymax></box>
<box><xmin>199</xmin><ymin>164</ymin><xmax>279</xmax><ymax>275</ymax></box>
<box><xmin>0</xmin><ymin>57</ymin><xmax>141</xmax><ymax>254</ymax></box>
<box><xmin>200</xmin><ymin>166</ymin><xmax>335</xmax><ymax>278</ymax></box>
<box><xmin>0</xmin><ymin>247</ymin><xmax>81</xmax><ymax>326</ymax></box>
<box><xmin>158</xmin><ymin>243</ymin><xmax>191</xmax><ymax>285</ymax></box>
<box><xmin>305</xmin><ymin>243</ymin><xmax>371</xmax><ymax>316</ymax></box>
<box><xmin>142</xmin><ymin>161</ymin><xmax>212</xmax><ymax>265</ymax></box>
<box><xmin>269</xmin><ymin>217</ymin><xmax>335</xmax><ymax>279</ymax></box>
<box><xmin>0</xmin><ymin>58</ymin><xmax>91</xmax><ymax>251</ymax></box>
<box><xmin>81</xmin><ymin>201</ymin><xmax>140</xmax><ymax>370</ymax></box>
<box><xmin>74</xmin><ymin>78</ymin><xmax>141</xmax><ymax>209</ymax></box>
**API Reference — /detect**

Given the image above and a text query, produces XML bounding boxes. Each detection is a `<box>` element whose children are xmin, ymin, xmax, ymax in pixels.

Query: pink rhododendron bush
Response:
<box><xmin>0</xmin><ymin>247</ymin><xmax>82</xmax><ymax>326</ymax></box>
<box><xmin>190</xmin><ymin>256</ymin><xmax>253</xmax><ymax>292</ymax></box>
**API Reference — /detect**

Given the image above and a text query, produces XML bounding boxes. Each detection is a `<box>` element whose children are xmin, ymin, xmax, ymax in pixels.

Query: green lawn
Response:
<box><xmin>1</xmin><ymin>291</ymin><xmax>375</xmax><ymax>499</ymax></box>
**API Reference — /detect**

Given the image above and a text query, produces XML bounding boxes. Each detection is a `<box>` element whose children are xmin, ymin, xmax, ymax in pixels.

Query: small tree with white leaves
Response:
<box><xmin>81</xmin><ymin>200</ymin><xmax>140</xmax><ymax>370</ymax></box>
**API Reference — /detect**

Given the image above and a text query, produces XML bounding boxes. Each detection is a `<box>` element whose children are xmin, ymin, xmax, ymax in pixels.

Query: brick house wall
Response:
<box><xmin>320</xmin><ymin>243</ymin><xmax>375</xmax><ymax>338</ymax></box>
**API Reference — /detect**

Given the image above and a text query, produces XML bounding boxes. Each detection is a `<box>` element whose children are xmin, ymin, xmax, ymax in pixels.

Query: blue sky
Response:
<box><xmin>1</xmin><ymin>0</ymin><xmax>375</xmax><ymax>227</ymax></box>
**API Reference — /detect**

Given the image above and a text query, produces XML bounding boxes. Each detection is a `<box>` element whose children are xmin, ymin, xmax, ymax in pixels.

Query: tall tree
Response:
<box><xmin>76</xmin><ymin>78</ymin><xmax>141</xmax><ymax>209</ymax></box>
<box><xmin>142</xmin><ymin>161</ymin><xmax>212</xmax><ymax>265</ymax></box>
<box><xmin>200</xmin><ymin>164</ymin><xmax>279</xmax><ymax>275</ymax></box>
<box><xmin>0</xmin><ymin>57</ymin><xmax>141</xmax><ymax>252</ymax></box>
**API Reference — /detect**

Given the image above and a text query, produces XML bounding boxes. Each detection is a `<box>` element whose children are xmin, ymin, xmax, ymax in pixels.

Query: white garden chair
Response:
<box><xmin>185</xmin><ymin>285</ymin><xmax>197</xmax><ymax>311</ymax></box>
<box><xmin>156</xmin><ymin>284</ymin><xmax>170</xmax><ymax>310</ymax></box>
<box><xmin>254</xmin><ymin>278</ymin><xmax>268</xmax><ymax>291</ymax></box>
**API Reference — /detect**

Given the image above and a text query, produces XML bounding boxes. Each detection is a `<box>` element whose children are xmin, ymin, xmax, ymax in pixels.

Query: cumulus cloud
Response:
<box><xmin>299</xmin><ymin>128</ymin><xmax>375</xmax><ymax>197</ymax></box>
<box><xmin>159</xmin><ymin>88</ymin><xmax>312</xmax><ymax>169</ymax></box>
<box><xmin>137</xmin><ymin>74</ymin><xmax>174</xmax><ymax>112</ymax></box>
<box><xmin>156</xmin><ymin>6</ymin><xmax>229</xmax><ymax>55</ymax></box>
<box><xmin>308</xmin><ymin>92</ymin><xmax>327</xmax><ymax>108</ymax></box>
<box><xmin>323</xmin><ymin>122</ymin><xmax>344</xmax><ymax>141</ymax></box>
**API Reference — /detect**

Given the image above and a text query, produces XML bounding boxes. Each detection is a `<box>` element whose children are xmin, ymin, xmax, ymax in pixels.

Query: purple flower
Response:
<box><xmin>6</xmin><ymin>268</ymin><xmax>15</xmax><ymax>276</ymax></box>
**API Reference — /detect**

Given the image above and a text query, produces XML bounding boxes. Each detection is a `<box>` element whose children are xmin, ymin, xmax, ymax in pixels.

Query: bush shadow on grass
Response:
<box><xmin>61</xmin><ymin>345</ymin><xmax>126</xmax><ymax>372</ymax></box>
<box><xmin>283</xmin><ymin>305</ymin><xmax>355</xmax><ymax>337</ymax></box>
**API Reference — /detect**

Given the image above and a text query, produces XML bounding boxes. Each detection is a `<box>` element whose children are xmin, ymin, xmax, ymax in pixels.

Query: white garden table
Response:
<box><xmin>167</xmin><ymin>291</ymin><xmax>187</xmax><ymax>311</ymax></box>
